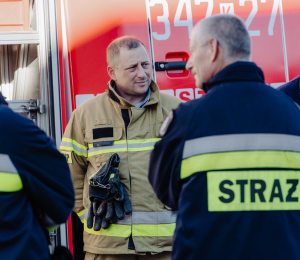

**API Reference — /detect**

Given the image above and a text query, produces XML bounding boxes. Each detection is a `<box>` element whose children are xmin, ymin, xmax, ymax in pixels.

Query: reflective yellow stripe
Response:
<box><xmin>59</xmin><ymin>146</ymin><xmax>88</xmax><ymax>157</ymax></box>
<box><xmin>46</xmin><ymin>225</ymin><xmax>59</xmax><ymax>232</ymax></box>
<box><xmin>181</xmin><ymin>151</ymin><xmax>300</xmax><ymax>179</ymax></box>
<box><xmin>83</xmin><ymin>220</ymin><xmax>131</xmax><ymax>237</ymax></box>
<box><xmin>127</xmin><ymin>146</ymin><xmax>155</xmax><ymax>152</ymax></box>
<box><xmin>77</xmin><ymin>209</ymin><xmax>85</xmax><ymax>223</ymax></box>
<box><xmin>62</xmin><ymin>138</ymin><xmax>87</xmax><ymax>150</ymax></box>
<box><xmin>77</xmin><ymin>209</ymin><xmax>85</xmax><ymax>217</ymax></box>
<box><xmin>88</xmin><ymin>148</ymin><xmax>128</xmax><ymax>157</ymax></box>
<box><xmin>127</xmin><ymin>138</ymin><xmax>161</xmax><ymax>144</ymax></box>
<box><xmin>132</xmin><ymin>223</ymin><xmax>176</xmax><ymax>237</ymax></box>
<box><xmin>0</xmin><ymin>172</ymin><xmax>23</xmax><ymax>192</ymax></box>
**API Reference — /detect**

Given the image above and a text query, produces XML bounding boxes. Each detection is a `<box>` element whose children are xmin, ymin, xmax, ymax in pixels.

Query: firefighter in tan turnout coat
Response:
<box><xmin>60</xmin><ymin>36</ymin><xmax>181</xmax><ymax>260</ymax></box>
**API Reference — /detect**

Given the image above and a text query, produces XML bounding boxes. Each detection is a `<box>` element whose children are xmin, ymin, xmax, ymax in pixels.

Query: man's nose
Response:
<box><xmin>137</xmin><ymin>64</ymin><xmax>146</xmax><ymax>78</ymax></box>
<box><xmin>186</xmin><ymin>58</ymin><xmax>193</xmax><ymax>71</ymax></box>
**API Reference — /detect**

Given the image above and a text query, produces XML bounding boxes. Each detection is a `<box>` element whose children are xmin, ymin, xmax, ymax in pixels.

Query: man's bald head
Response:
<box><xmin>197</xmin><ymin>14</ymin><xmax>251</xmax><ymax>61</ymax></box>
<box><xmin>107</xmin><ymin>36</ymin><xmax>148</xmax><ymax>67</ymax></box>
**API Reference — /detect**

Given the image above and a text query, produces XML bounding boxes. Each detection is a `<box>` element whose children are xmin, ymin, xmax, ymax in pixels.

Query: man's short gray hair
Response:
<box><xmin>201</xmin><ymin>14</ymin><xmax>251</xmax><ymax>61</ymax></box>
<box><xmin>107</xmin><ymin>36</ymin><xmax>147</xmax><ymax>67</ymax></box>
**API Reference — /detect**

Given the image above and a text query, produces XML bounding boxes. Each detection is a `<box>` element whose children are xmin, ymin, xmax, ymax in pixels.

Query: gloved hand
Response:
<box><xmin>87</xmin><ymin>153</ymin><xmax>132</xmax><ymax>231</ymax></box>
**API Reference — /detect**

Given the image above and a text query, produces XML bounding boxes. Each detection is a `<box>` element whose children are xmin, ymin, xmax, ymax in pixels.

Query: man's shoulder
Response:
<box><xmin>0</xmin><ymin>104</ymin><xmax>27</xmax><ymax>126</ymax></box>
<box><xmin>159</xmin><ymin>92</ymin><xmax>182</xmax><ymax>110</ymax></box>
<box><xmin>278</xmin><ymin>76</ymin><xmax>300</xmax><ymax>94</ymax></box>
<box><xmin>73</xmin><ymin>92</ymin><xmax>111</xmax><ymax>118</ymax></box>
<box><xmin>76</xmin><ymin>92</ymin><xmax>108</xmax><ymax>110</ymax></box>
<box><xmin>0</xmin><ymin>104</ymin><xmax>42</xmax><ymax>141</ymax></box>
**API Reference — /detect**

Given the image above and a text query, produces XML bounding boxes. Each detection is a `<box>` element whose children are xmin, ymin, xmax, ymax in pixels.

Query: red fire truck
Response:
<box><xmin>1</xmin><ymin>0</ymin><xmax>299</xmax><ymax>256</ymax></box>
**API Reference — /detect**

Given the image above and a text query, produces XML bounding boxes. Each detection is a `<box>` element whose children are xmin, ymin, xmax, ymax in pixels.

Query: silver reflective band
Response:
<box><xmin>88</xmin><ymin>143</ymin><xmax>128</xmax><ymax>153</ymax></box>
<box><xmin>60</xmin><ymin>141</ymin><xmax>87</xmax><ymax>154</ymax></box>
<box><xmin>0</xmin><ymin>154</ymin><xmax>18</xmax><ymax>173</ymax></box>
<box><xmin>85</xmin><ymin>209</ymin><xmax>176</xmax><ymax>225</ymax></box>
<box><xmin>132</xmin><ymin>211</ymin><xmax>176</xmax><ymax>224</ymax></box>
<box><xmin>183</xmin><ymin>134</ymin><xmax>300</xmax><ymax>159</ymax></box>
<box><xmin>127</xmin><ymin>142</ymin><xmax>157</xmax><ymax>149</ymax></box>
<box><xmin>79</xmin><ymin>213</ymin><xmax>85</xmax><ymax>221</ymax></box>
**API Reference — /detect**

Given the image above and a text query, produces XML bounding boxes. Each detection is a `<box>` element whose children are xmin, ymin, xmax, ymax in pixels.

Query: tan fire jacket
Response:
<box><xmin>59</xmin><ymin>80</ymin><xmax>181</xmax><ymax>255</ymax></box>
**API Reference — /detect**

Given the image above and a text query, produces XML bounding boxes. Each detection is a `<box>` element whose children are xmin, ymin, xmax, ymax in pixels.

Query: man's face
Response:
<box><xmin>186</xmin><ymin>25</ymin><xmax>212</xmax><ymax>89</ymax></box>
<box><xmin>110</xmin><ymin>45</ymin><xmax>151</xmax><ymax>96</ymax></box>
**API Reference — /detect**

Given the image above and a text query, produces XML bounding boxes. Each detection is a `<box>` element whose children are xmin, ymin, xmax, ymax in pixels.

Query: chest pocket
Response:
<box><xmin>85</xmin><ymin>126</ymin><xmax>125</xmax><ymax>170</ymax></box>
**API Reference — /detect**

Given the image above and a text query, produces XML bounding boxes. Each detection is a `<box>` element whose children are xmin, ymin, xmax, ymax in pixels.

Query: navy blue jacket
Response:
<box><xmin>278</xmin><ymin>76</ymin><xmax>300</xmax><ymax>106</ymax></box>
<box><xmin>0</xmin><ymin>93</ymin><xmax>74</xmax><ymax>260</ymax></box>
<box><xmin>149</xmin><ymin>62</ymin><xmax>300</xmax><ymax>260</ymax></box>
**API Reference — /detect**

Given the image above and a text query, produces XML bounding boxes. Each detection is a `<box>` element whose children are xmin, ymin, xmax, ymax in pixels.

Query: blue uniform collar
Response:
<box><xmin>202</xmin><ymin>61</ymin><xmax>265</xmax><ymax>93</ymax></box>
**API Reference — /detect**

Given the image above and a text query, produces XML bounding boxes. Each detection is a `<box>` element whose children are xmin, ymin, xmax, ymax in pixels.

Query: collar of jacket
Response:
<box><xmin>0</xmin><ymin>92</ymin><xmax>8</xmax><ymax>106</ymax></box>
<box><xmin>202</xmin><ymin>61</ymin><xmax>265</xmax><ymax>93</ymax></box>
<box><xmin>106</xmin><ymin>79</ymin><xmax>160</xmax><ymax>108</ymax></box>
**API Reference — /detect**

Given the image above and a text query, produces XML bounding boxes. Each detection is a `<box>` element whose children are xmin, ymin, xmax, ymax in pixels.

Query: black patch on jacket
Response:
<box><xmin>93</xmin><ymin>141</ymin><xmax>114</xmax><ymax>147</ymax></box>
<box><xmin>93</xmin><ymin>128</ymin><xmax>113</xmax><ymax>139</ymax></box>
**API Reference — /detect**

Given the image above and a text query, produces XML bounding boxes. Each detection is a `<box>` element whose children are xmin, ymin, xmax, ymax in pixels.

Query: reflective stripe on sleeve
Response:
<box><xmin>0</xmin><ymin>154</ymin><xmax>22</xmax><ymax>192</ymax></box>
<box><xmin>60</xmin><ymin>138</ymin><xmax>87</xmax><ymax>157</ymax></box>
<box><xmin>77</xmin><ymin>209</ymin><xmax>85</xmax><ymax>223</ymax></box>
<box><xmin>183</xmin><ymin>134</ymin><xmax>300</xmax><ymax>159</ymax></box>
<box><xmin>181</xmin><ymin>151</ymin><xmax>300</xmax><ymax>179</ymax></box>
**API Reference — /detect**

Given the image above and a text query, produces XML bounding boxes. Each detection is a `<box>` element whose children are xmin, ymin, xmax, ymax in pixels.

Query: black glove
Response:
<box><xmin>87</xmin><ymin>153</ymin><xmax>132</xmax><ymax>231</ymax></box>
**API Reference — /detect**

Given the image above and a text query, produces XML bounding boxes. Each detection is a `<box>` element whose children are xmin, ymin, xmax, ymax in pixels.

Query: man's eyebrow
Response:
<box><xmin>125</xmin><ymin>63</ymin><xmax>138</xmax><ymax>69</ymax></box>
<box><xmin>125</xmin><ymin>61</ymin><xmax>149</xmax><ymax>69</ymax></box>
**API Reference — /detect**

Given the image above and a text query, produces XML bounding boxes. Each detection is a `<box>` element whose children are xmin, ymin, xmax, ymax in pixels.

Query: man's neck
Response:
<box><xmin>114</xmin><ymin>85</ymin><xmax>148</xmax><ymax>105</ymax></box>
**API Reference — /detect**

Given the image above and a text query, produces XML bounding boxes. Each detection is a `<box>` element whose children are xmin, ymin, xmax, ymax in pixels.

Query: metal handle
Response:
<box><xmin>155</xmin><ymin>61</ymin><xmax>187</xmax><ymax>71</ymax></box>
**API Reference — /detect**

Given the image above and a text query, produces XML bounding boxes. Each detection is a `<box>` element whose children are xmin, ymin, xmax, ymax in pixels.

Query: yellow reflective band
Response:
<box><xmin>62</xmin><ymin>138</ymin><xmax>87</xmax><ymax>150</ymax></box>
<box><xmin>127</xmin><ymin>138</ymin><xmax>161</xmax><ymax>144</ymax></box>
<box><xmin>88</xmin><ymin>148</ymin><xmax>128</xmax><ymax>157</ymax></box>
<box><xmin>132</xmin><ymin>223</ymin><xmax>176</xmax><ymax>237</ymax></box>
<box><xmin>207</xmin><ymin>170</ymin><xmax>300</xmax><ymax>211</ymax></box>
<box><xmin>77</xmin><ymin>210</ymin><xmax>85</xmax><ymax>217</ymax></box>
<box><xmin>77</xmin><ymin>210</ymin><xmax>85</xmax><ymax>223</ymax></box>
<box><xmin>0</xmin><ymin>172</ymin><xmax>23</xmax><ymax>192</ymax></box>
<box><xmin>83</xmin><ymin>220</ymin><xmax>131</xmax><ymax>237</ymax></box>
<box><xmin>46</xmin><ymin>225</ymin><xmax>59</xmax><ymax>232</ymax></box>
<box><xmin>59</xmin><ymin>146</ymin><xmax>88</xmax><ymax>157</ymax></box>
<box><xmin>181</xmin><ymin>151</ymin><xmax>300</xmax><ymax>179</ymax></box>
<box><xmin>128</xmin><ymin>146</ymin><xmax>154</xmax><ymax>152</ymax></box>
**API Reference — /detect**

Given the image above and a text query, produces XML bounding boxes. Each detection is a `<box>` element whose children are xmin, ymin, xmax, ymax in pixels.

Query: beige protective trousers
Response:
<box><xmin>85</xmin><ymin>252</ymin><xmax>171</xmax><ymax>260</ymax></box>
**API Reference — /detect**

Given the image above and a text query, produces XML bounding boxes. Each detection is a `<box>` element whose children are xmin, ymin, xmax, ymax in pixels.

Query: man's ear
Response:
<box><xmin>209</xmin><ymin>38</ymin><xmax>219</xmax><ymax>63</ymax></box>
<box><xmin>107</xmin><ymin>66</ymin><xmax>117</xmax><ymax>81</ymax></box>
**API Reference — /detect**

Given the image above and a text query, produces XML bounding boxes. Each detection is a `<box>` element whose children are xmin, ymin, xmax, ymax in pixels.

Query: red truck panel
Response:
<box><xmin>282</xmin><ymin>0</ymin><xmax>300</xmax><ymax>80</ymax></box>
<box><xmin>149</xmin><ymin>0</ymin><xmax>288</xmax><ymax>101</ymax></box>
<box><xmin>63</xmin><ymin>0</ymin><xmax>151</xmax><ymax>110</ymax></box>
